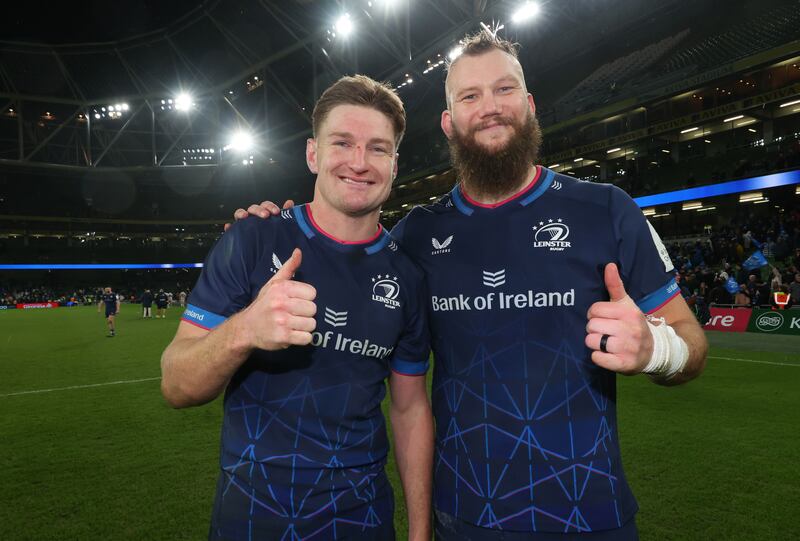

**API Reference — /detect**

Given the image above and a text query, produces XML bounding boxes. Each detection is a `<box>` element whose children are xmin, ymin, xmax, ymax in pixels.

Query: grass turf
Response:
<box><xmin>1</xmin><ymin>305</ymin><xmax>798</xmax><ymax>540</ymax></box>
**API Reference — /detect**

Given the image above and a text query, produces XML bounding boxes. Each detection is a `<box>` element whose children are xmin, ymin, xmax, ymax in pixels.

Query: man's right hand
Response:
<box><xmin>237</xmin><ymin>248</ymin><xmax>317</xmax><ymax>350</ymax></box>
<box><xmin>224</xmin><ymin>199</ymin><xmax>295</xmax><ymax>232</ymax></box>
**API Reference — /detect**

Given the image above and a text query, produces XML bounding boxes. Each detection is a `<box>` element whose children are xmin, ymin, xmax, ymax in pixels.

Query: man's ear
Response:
<box><xmin>527</xmin><ymin>93</ymin><xmax>536</xmax><ymax>116</ymax></box>
<box><xmin>441</xmin><ymin>109</ymin><xmax>453</xmax><ymax>139</ymax></box>
<box><xmin>306</xmin><ymin>138</ymin><xmax>318</xmax><ymax>174</ymax></box>
<box><xmin>392</xmin><ymin>153</ymin><xmax>399</xmax><ymax>179</ymax></box>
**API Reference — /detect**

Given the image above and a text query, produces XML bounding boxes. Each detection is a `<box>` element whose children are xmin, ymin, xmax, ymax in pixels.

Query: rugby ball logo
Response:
<box><xmin>534</xmin><ymin>223</ymin><xmax>569</xmax><ymax>242</ymax></box>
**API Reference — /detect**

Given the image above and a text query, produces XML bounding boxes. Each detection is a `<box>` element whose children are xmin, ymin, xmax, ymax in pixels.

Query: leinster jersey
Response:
<box><xmin>392</xmin><ymin>166</ymin><xmax>678</xmax><ymax>534</ymax></box>
<box><xmin>102</xmin><ymin>292</ymin><xmax>117</xmax><ymax>314</ymax></box>
<box><xmin>183</xmin><ymin>205</ymin><xmax>430</xmax><ymax>540</ymax></box>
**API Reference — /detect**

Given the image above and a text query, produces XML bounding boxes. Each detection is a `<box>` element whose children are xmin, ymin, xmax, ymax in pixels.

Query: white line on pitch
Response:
<box><xmin>709</xmin><ymin>356</ymin><xmax>800</xmax><ymax>368</ymax></box>
<box><xmin>0</xmin><ymin>377</ymin><xmax>161</xmax><ymax>398</ymax></box>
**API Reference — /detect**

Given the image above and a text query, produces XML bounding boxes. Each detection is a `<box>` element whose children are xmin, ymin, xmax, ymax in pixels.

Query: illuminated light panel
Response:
<box><xmin>0</xmin><ymin>263</ymin><xmax>204</xmax><ymax>270</ymax></box>
<box><xmin>633</xmin><ymin>169</ymin><xmax>800</xmax><ymax>208</ymax></box>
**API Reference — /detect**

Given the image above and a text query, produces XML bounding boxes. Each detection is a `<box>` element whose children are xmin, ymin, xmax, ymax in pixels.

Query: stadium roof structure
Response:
<box><xmin>0</xmin><ymin>0</ymin><xmax>798</xmax><ymax>200</ymax></box>
<box><xmin>0</xmin><ymin>0</ymin><xmax>716</xmax><ymax>172</ymax></box>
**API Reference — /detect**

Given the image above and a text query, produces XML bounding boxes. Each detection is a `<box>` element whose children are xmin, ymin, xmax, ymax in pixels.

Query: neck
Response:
<box><xmin>461</xmin><ymin>164</ymin><xmax>538</xmax><ymax>205</ymax></box>
<box><xmin>307</xmin><ymin>201</ymin><xmax>381</xmax><ymax>242</ymax></box>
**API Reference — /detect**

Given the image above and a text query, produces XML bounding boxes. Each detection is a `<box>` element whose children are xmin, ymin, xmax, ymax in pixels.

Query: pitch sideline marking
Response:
<box><xmin>2</xmin><ymin>355</ymin><xmax>798</xmax><ymax>397</ymax></box>
<box><xmin>709</xmin><ymin>355</ymin><xmax>800</xmax><ymax>368</ymax></box>
<box><xmin>0</xmin><ymin>377</ymin><xmax>161</xmax><ymax>398</ymax></box>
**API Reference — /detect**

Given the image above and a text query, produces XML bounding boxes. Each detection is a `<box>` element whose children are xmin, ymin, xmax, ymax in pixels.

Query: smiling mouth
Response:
<box><xmin>340</xmin><ymin>176</ymin><xmax>375</xmax><ymax>186</ymax></box>
<box><xmin>477</xmin><ymin>123</ymin><xmax>510</xmax><ymax>133</ymax></box>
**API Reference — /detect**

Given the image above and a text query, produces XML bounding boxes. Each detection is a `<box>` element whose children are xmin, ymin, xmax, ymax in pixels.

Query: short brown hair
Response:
<box><xmin>447</xmin><ymin>27</ymin><xmax>520</xmax><ymax>69</ymax></box>
<box><xmin>312</xmin><ymin>75</ymin><xmax>406</xmax><ymax>147</ymax></box>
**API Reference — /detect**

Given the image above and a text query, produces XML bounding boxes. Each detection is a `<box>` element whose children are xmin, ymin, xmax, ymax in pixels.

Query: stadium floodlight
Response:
<box><xmin>680</xmin><ymin>127</ymin><xmax>698</xmax><ymax>134</ymax></box>
<box><xmin>723</xmin><ymin>115</ymin><xmax>744</xmax><ymax>122</ymax></box>
<box><xmin>448</xmin><ymin>45</ymin><xmax>464</xmax><ymax>61</ymax></box>
<box><xmin>682</xmin><ymin>201</ymin><xmax>703</xmax><ymax>211</ymax></box>
<box><xmin>334</xmin><ymin>13</ymin><xmax>354</xmax><ymax>37</ymax></box>
<box><xmin>779</xmin><ymin>99</ymin><xmax>800</xmax><ymax>108</ymax></box>
<box><xmin>226</xmin><ymin>130</ymin><xmax>255</xmax><ymax>153</ymax></box>
<box><xmin>174</xmin><ymin>92</ymin><xmax>194</xmax><ymax>111</ymax></box>
<box><xmin>606</xmin><ymin>148</ymin><xmax>621</xmax><ymax>154</ymax></box>
<box><xmin>511</xmin><ymin>1</ymin><xmax>541</xmax><ymax>24</ymax></box>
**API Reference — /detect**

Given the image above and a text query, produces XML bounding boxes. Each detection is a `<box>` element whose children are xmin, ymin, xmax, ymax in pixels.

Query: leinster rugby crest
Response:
<box><xmin>371</xmin><ymin>274</ymin><xmax>401</xmax><ymax>309</ymax></box>
<box><xmin>532</xmin><ymin>218</ymin><xmax>571</xmax><ymax>251</ymax></box>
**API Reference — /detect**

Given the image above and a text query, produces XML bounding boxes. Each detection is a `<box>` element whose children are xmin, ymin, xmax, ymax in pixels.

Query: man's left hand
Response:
<box><xmin>585</xmin><ymin>263</ymin><xmax>653</xmax><ymax>374</ymax></box>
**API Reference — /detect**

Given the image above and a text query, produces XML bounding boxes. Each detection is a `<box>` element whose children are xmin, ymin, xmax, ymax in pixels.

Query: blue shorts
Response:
<box><xmin>105</xmin><ymin>309</ymin><xmax>116</xmax><ymax>318</ymax></box>
<box><xmin>434</xmin><ymin>510</ymin><xmax>638</xmax><ymax>541</ymax></box>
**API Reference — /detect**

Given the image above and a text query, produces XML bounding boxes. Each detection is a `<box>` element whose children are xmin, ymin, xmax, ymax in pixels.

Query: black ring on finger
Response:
<box><xmin>600</xmin><ymin>334</ymin><xmax>610</xmax><ymax>353</ymax></box>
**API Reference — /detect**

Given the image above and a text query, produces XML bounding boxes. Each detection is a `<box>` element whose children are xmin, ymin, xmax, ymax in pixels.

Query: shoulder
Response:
<box><xmin>391</xmin><ymin>193</ymin><xmax>456</xmax><ymax>244</ymax></box>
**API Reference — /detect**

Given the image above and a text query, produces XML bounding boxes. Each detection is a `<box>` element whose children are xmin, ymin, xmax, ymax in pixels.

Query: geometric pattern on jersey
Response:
<box><xmin>184</xmin><ymin>204</ymin><xmax>429</xmax><ymax>540</ymax></box>
<box><xmin>391</xmin><ymin>167</ymin><xmax>677</xmax><ymax>533</ymax></box>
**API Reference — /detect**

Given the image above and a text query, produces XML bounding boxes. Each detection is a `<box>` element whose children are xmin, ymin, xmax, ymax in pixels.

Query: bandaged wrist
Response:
<box><xmin>641</xmin><ymin>316</ymin><xmax>688</xmax><ymax>379</ymax></box>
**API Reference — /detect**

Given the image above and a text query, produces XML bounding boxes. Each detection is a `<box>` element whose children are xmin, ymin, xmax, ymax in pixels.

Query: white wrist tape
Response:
<box><xmin>641</xmin><ymin>316</ymin><xmax>688</xmax><ymax>379</ymax></box>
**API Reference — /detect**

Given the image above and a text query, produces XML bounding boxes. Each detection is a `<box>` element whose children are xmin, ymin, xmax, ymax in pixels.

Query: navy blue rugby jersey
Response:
<box><xmin>183</xmin><ymin>205</ymin><xmax>430</xmax><ymax>540</ymax></box>
<box><xmin>391</xmin><ymin>166</ymin><xmax>678</xmax><ymax>534</ymax></box>
<box><xmin>101</xmin><ymin>292</ymin><xmax>117</xmax><ymax>311</ymax></box>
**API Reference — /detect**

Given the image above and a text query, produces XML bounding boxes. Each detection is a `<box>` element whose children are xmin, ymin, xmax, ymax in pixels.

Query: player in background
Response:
<box><xmin>155</xmin><ymin>289</ymin><xmax>169</xmax><ymax>318</ymax></box>
<box><xmin>97</xmin><ymin>286</ymin><xmax>120</xmax><ymax>337</ymax></box>
<box><xmin>141</xmin><ymin>289</ymin><xmax>154</xmax><ymax>318</ymax></box>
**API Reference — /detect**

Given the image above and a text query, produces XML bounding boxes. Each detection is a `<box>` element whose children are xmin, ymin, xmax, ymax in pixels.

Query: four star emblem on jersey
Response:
<box><xmin>371</xmin><ymin>274</ymin><xmax>401</xmax><ymax>309</ymax></box>
<box><xmin>532</xmin><ymin>218</ymin><xmax>572</xmax><ymax>251</ymax></box>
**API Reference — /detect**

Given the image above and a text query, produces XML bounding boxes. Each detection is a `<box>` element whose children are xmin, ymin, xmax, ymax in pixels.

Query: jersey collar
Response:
<box><xmin>451</xmin><ymin>166</ymin><xmax>555</xmax><ymax>216</ymax></box>
<box><xmin>292</xmin><ymin>204</ymin><xmax>390</xmax><ymax>255</ymax></box>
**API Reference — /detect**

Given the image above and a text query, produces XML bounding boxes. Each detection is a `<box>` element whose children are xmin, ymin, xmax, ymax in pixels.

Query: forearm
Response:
<box><xmin>652</xmin><ymin>318</ymin><xmax>708</xmax><ymax>386</ymax></box>
<box><xmin>390</xmin><ymin>400</ymin><xmax>433</xmax><ymax>541</ymax></box>
<box><xmin>160</xmin><ymin>313</ymin><xmax>253</xmax><ymax>408</ymax></box>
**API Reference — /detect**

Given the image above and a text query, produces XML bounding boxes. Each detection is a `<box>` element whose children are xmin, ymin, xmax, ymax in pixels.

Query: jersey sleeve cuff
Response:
<box><xmin>390</xmin><ymin>357</ymin><xmax>430</xmax><ymax>376</ymax></box>
<box><xmin>181</xmin><ymin>304</ymin><xmax>227</xmax><ymax>330</ymax></box>
<box><xmin>635</xmin><ymin>278</ymin><xmax>680</xmax><ymax>314</ymax></box>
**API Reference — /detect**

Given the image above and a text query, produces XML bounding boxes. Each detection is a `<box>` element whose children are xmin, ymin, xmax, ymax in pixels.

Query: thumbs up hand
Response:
<box><xmin>584</xmin><ymin>263</ymin><xmax>653</xmax><ymax>374</ymax></box>
<box><xmin>238</xmin><ymin>248</ymin><xmax>317</xmax><ymax>351</ymax></box>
